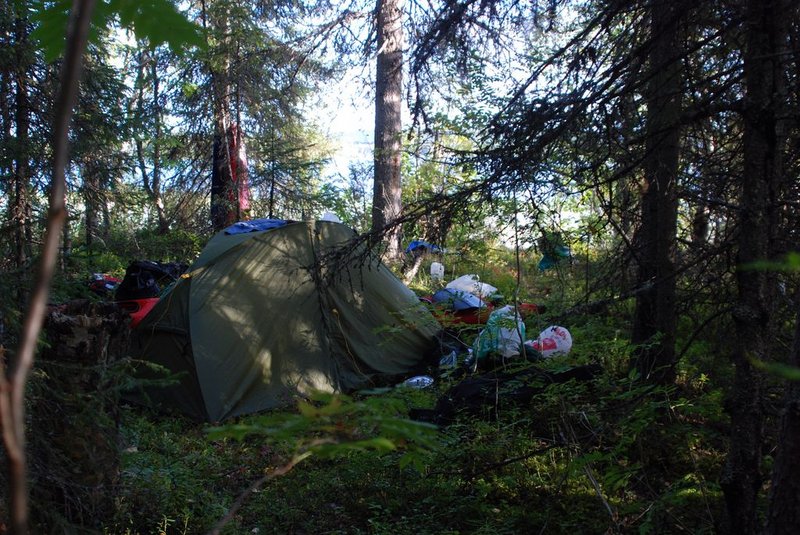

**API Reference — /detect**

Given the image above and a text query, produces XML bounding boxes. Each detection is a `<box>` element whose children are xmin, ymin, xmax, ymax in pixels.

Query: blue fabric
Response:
<box><xmin>224</xmin><ymin>218</ymin><xmax>288</xmax><ymax>235</ymax></box>
<box><xmin>432</xmin><ymin>288</ymin><xmax>486</xmax><ymax>311</ymax></box>
<box><xmin>538</xmin><ymin>245</ymin><xmax>571</xmax><ymax>271</ymax></box>
<box><xmin>405</xmin><ymin>240</ymin><xmax>441</xmax><ymax>254</ymax></box>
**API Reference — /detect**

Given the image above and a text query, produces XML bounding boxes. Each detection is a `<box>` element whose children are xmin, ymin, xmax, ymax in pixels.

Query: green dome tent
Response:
<box><xmin>129</xmin><ymin>220</ymin><xmax>441</xmax><ymax>421</ymax></box>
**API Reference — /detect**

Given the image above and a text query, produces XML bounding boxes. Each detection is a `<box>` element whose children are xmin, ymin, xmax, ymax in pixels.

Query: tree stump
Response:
<box><xmin>28</xmin><ymin>299</ymin><xmax>130</xmax><ymax>529</ymax></box>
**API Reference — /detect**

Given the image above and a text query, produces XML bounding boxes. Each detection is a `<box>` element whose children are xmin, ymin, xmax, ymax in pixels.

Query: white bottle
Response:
<box><xmin>430</xmin><ymin>262</ymin><xmax>445</xmax><ymax>281</ymax></box>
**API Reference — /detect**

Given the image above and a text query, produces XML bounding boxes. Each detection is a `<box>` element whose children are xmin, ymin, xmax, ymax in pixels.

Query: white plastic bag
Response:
<box><xmin>528</xmin><ymin>325</ymin><xmax>572</xmax><ymax>358</ymax></box>
<box><xmin>446</xmin><ymin>274</ymin><xmax>498</xmax><ymax>299</ymax></box>
<box><xmin>402</xmin><ymin>375</ymin><xmax>434</xmax><ymax>389</ymax></box>
<box><xmin>473</xmin><ymin>305</ymin><xmax>526</xmax><ymax>360</ymax></box>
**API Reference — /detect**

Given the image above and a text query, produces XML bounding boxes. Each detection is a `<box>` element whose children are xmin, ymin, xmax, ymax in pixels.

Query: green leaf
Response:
<box><xmin>398</xmin><ymin>450</ymin><xmax>431</xmax><ymax>473</ymax></box>
<box><xmin>28</xmin><ymin>0</ymin><xmax>204</xmax><ymax>61</ymax></box>
<box><xmin>28</xmin><ymin>0</ymin><xmax>72</xmax><ymax>62</ymax></box>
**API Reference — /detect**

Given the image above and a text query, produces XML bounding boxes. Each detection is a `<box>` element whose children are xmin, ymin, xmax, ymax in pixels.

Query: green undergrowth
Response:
<box><xmin>109</xmin><ymin>360</ymin><xmax>728</xmax><ymax>534</ymax></box>
<box><xmin>100</xmin><ymin>253</ymin><xmax>730</xmax><ymax>534</ymax></box>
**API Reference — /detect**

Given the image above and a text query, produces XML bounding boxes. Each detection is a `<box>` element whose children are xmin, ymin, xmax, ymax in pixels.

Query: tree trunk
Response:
<box><xmin>61</xmin><ymin>200</ymin><xmax>71</xmax><ymax>272</ymax></box>
<box><xmin>135</xmin><ymin>50</ymin><xmax>169</xmax><ymax>234</ymax></box>
<box><xmin>150</xmin><ymin>56</ymin><xmax>167</xmax><ymax>232</ymax></box>
<box><xmin>721</xmin><ymin>1</ymin><xmax>788</xmax><ymax>532</ymax></box>
<box><xmin>765</xmin><ymin>297</ymin><xmax>800</xmax><ymax>534</ymax></box>
<box><xmin>372</xmin><ymin>0</ymin><xmax>403</xmax><ymax>260</ymax></box>
<box><xmin>211</xmin><ymin>129</ymin><xmax>235</xmax><ymax>229</ymax></box>
<box><xmin>12</xmin><ymin>12</ymin><xmax>31</xmax><ymax>270</ymax></box>
<box><xmin>83</xmin><ymin>162</ymin><xmax>101</xmax><ymax>250</ymax></box>
<box><xmin>630</xmin><ymin>0</ymin><xmax>682</xmax><ymax>383</ymax></box>
<box><xmin>207</xmin><ymin>2</ymin><xmax>235</xmax><ymax>231</ymax></box>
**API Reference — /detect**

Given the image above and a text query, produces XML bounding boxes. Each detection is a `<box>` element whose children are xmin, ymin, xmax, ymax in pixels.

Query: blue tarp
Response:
<box><xmin>405</xmin><ymin>240</ymin><xmax>441</xmax><ymax>254</ymax></box>
<box><xmin>224</xmin><ymin>218</ymin><xmax>288</xmax><ymax>235</ymax></box>
<box><xmin>432</xmin><ymin>288</ymin><xmax>486</xmax><ymax>311</ymax></box>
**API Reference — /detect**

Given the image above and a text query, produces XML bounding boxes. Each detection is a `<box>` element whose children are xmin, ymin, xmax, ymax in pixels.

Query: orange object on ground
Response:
<box><xmin>422</xmin><ymin>297</ymin><xmax>541</xmax><ymax>326</ymax></box>
<box><xmin>117</xmin><ymin>298</ymin><xmax>160</xmax><ymax>328</ymax></box>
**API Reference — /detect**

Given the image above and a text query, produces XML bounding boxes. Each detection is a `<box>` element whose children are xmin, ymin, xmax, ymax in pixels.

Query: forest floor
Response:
<box><xmin>100</xmin><ymin>316</ymin><xmax>731</xmax><ymax>534</ymax></box>
<box><xmin>18</xmin><ymin>265</ymin><xmax>739</xmax><ymax>534</ymax></box>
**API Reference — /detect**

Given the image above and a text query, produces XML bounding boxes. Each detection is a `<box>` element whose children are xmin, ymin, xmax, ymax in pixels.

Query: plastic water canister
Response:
<box><xmin>431</xmin><ymin>262</ymin><xmax>445</xmax><ymax>281</ymax></box>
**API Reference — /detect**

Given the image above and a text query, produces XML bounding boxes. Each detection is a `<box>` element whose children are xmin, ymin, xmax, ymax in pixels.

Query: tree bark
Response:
<box><xmin>12</xmin><ymin>12</ymin><xmax>31</xmax><ymax>270</ymax></box>
<box><xmin>721</xmin><ymin>1</ymin><xmax>788</xmax><ymax>532</ymax></box>
<box><xmin>206</xmin><ymin>2</ymin><xmax>239</xmax><ymax>232</ymax></box>
<box><xmin>372</xmin><ymin>0</ymin><xmax>403</xmax><ymax>260</ymax></box>
<box><xmin>765</xmin><ymin>297</ymin><xmax>800</xmax><ymax>534</ymax></box>
<box><xmin>135</xmin><ymin>50</ymin><xmax>168</xmax><ymax>234</ymax></box>
<box><xmin>631</xmin><ymin>0</ymin><xmax>683</xmax><ymax>383</ymax></box>
<box><xmin>763</xmin><ymin>5</ymin><xmax>799</xmax><ymax>534</ymax></box>
<box><xmin>83</xmin><ymin>161</ymin><xmax>100</xmax><ymax>249</ymax></box>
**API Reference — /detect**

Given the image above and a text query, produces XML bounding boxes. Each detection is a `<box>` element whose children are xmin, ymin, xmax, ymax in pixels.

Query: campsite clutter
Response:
<box><xmin>446</xmin><ymin>274</ymin><xmax>499</xmax><ymax>300</ymax></box>
<box><xmin>422</xmin><ymin>273</ymin><xmax>542</xmax><ymax>327</ymax></box>
<box><xmin>88</xmin><ymin>273</ymin><xmax>122</xmax><ymax>297</ymax></box>
<box><xmin>405</xmin><ymin>239</ymin><xmax>442</xmax><ymax>255</ymax></box>
<box><xmin>421</xmin><ymin>273</ymin><xmax>544</xmax><ymax>365</ymax></box>
<box><xmin>537</xmin><ymin>231</ymin><xmax>572</xmax><ymax>271</ymax></box>
<box><xmin>403</xmin><ymin>267</ymin><xmax>596</xmax><ymax>424</ymax></box>
<box><xmin>127</xmin><ymin>219</ymin><xmax>442</xmax><ymax>421</ymax></box>
<box><xmin>114</xmin><ymin>260</ymin><xmax>187</xmax><ymax>328</ymax></box>
<box><xmin>472</xmin><ymin>305</ymin><xmax>526</xmax><ymax>361</ymax></box>
<box><xmin>430</xmin><ymin>261</ymin><xmax>445</xmax><ymax>281</ymax></box>
<box><xmin>402</xmin><ymin>375</ymin><xmax>435</xmax><ymax>389</ymax></box>
<box><xmin>411</xmin><ymin>363</ymin><xmax>603</xmax><ymax>425</ymax></box>
<box><xmin>422</xmin><ymin>273</ymin><xmax>574</xmax><ymax>365</ymax></box>
<box><xmin>116</xmin><ymin>223</ymin><xmax>585</xmax><ymax>424</ymax></box>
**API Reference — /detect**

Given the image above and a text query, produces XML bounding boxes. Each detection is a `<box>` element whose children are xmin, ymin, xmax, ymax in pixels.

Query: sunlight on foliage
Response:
<box><xmin>29</xmin><ymin>0</ymin><xmax>204</xmax><ymax>61</ymax></box>
<box><xmin>207</xmin><ymin>392</ymin><xmax>441</xmax><ymax>473</ymax></box>
<box><xmin>750</xmin><ymin>358</ymin><xmax>800</xmax><ymax>381</ymax></box>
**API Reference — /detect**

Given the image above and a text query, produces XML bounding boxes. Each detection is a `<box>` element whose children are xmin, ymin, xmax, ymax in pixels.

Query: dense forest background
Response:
<box><xmin>1</xmin><ymin>0</ymin><xmax>800</xmax><ymax>533</ymax></box>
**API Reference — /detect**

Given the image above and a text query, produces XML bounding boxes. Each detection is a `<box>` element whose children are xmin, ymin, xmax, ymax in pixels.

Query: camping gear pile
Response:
<box><xmin>128</xmin><ymin>219</ymin><xmax>441</xmax><ymax>421</ymax></box>
<box><xmin>472</xmin><ymin>305</ymin><xmax>527</xmax><ymax>361</ymax></box>
<box><xmin>422</xmin><ymin>274</ymin><xmax>542</xmax><ymax>327</ymax></box>
<box><xmin>408</xmin><ymin>272</ymin><xmax>591</xmax><ymax>425</ymax></box>
<box><xmin>537</xmin><ymin>232</ymin><xmax>572</xmax><ymax>271</ymax></box>
<box><xmin>123</xmin><ymin>222</ymin><xmax>588</xmax><ymax>425</ymax></box>
<box><xmin>115</xmin><ymin>260</ymin><xmax>187</xmax><ymax>328</ymax></box>
<box><xmin>89</xmin><ymin>273</ymin><xmax>122</xmax><ymax>296</ymax></box>
<box><xmin>422</xmin><ymin>274</ymin><xmax>573</xmax><ymax>365</ymax></box>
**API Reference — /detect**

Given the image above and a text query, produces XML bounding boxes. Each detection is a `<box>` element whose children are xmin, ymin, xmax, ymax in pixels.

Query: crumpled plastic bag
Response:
<box><xmin>473</xmin><ymin>305</ymin><xmax>526</xmax><ymax>360</ymax></box>
<box><xmin>446</xmin><ymin>274</ymin><xmax>498</xmax><ymax>299</ymax></box>
<box><xmin>527</xmin><ymin>325</ymin><xmax>572</xmax><ymax>358</ymax></box>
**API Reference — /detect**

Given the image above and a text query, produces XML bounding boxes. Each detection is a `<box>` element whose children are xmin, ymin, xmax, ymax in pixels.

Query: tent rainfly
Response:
<box><xmin>129</xmin><ymin>220</ymin><xmax>441</xmax><ymax>421</ymax></box>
